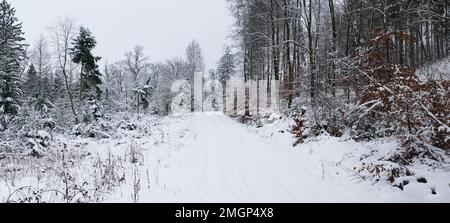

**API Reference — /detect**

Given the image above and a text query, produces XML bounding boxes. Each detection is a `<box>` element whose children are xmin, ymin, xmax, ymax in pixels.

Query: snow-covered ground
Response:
<box><xmin>1</xmin><ymin>113</ymin><xmax>449</xmax><ymax>203</ymax></box>
<box><xmin>416</xmin><ymin>56</ymin><xmax>450</xmax><ymax>81</ymax></box>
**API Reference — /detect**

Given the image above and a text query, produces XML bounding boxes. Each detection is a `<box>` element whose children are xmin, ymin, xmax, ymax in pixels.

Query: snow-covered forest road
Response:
<box><xmin>105</xmin><ymin>113</ymin><xmax>449</xmax><ymax>203</ymax></box>
<box><xmin>148</xmin><ymin>113</ymin><xmax>367</xmax><ymax>202</ymax></box>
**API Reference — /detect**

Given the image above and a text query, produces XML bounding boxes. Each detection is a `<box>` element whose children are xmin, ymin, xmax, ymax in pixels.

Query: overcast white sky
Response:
<box><xmin>13</xmin><ymin>0</ymin><xmax>234</xmax><ymax>70</ymax></box>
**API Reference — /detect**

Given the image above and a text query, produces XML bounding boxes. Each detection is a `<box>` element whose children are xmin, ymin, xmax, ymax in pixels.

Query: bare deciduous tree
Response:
<box><xmin>50</xmin><ymin>17</ymin><xmax>79</xmax><ymax>123</ymax></box>
<box><xmin>123</xmin><ymin>45</ymin><xmax>149</xmax><ymax>113</ymax></box>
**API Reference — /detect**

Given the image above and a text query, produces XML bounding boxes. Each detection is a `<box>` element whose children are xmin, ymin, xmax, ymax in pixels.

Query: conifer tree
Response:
<box><xmin>23</xmin><ymin>64</ymin><xmax>39</xmax><ymax>98</ymax></box>
<box><xmin>217</xmin><ymin>47</ymin><xmax>236</xmax><ymax>113</ymax></box>
<box><xmin>0</xmin><ymin>0</ymin><xmax>27</xmax><ymax>116</ymax></box>
<box><xmin>70</xmin><ymin>26</ymin><xmax>102</xmax><ymax>100</ymax></box>
<box><xmin>217</xmin><ymin>47</ymin><xmax>236</xmax><ymax>84</ymax></box>
<box><xmin>70</xmin><ymin>26</ymin><xmax>103</xmax><ymax>122</ymax></box>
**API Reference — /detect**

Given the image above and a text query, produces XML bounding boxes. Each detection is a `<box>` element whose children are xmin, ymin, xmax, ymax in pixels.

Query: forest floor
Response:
<box><xmin>1</xmin><ymin>113</ymin><xmax>449</xmax><ymax>203</ymax></box>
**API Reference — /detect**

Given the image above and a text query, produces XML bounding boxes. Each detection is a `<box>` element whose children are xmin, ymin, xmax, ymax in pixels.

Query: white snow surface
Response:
<box><xmin>416</xmin><ymin>56</ymin><xmax>450</xmax><ymax>81</ymax></box>
<box><xmin>104</xmin><ymin>113</ymin><xmax>450</xmax><ymax>203</ymax></box>
<box><xmin>1</xmin><ymin>112</ymin><xmax>449</xmax><ymax>203</ymax></box>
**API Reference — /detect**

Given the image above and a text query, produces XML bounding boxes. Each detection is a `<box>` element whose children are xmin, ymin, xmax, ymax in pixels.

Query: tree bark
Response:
<box><xmin>328</xmin><ymin>0</ymin><xmax>337</xmax><ymax>98</ymax></box>
<box><xmin>304</xmin><ymin>0</ymin><xmax>316</xmax><ymax>107</ymax></box>
<box><xmin>270</xmin><ymin>0</ymin><xmax>280</xmax><ymax>81</ymax></box>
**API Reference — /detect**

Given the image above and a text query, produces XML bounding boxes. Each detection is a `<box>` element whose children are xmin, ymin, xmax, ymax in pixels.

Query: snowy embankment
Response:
<box><xmin>416</xmin><ymin>57</ymin><xmax>450</xmax><ymax>81</ymax></box>
<box><xmin>1</xmin><ymin>113</ymin><xmax>449</xmax><ymax>203</ymax></box>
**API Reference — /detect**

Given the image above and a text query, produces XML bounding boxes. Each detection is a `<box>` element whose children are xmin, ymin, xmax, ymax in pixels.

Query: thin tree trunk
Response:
<box><xmin>399</xmin><ymin>3</ymin><xmax>405</xmax><ymax>65</ymax></box>
<box><xmin>304</xmin><ymin>0</ymin><xmax>316</xmax><ymax>107</ymax></box>
<box><xmin>62</xmin><ymin>41</ymin><xmax>78</xmax><ymax>124</ymax></box>
<box><xmin>270</xmin><ymin>0</ymin><xmax>280</xmax><ymax>81</ymax></box>
<box><xmin>284</xmin><ymin>0</ymin><xmax>294</xmax><ymax>108</ymax></box>
<box><xmin>328</xmin><ymin>0</ymin><xmax>337</xmax><ymax>98</ymax></box>
<box><xmin>446</xmin><ymin>0</ymin><xmax>449</xmax><ymax>55</ymax></box>
<box><xmin>62</xmin><ymin>69</ymin><xmax>78</xmax><ymax>124</ymax></box>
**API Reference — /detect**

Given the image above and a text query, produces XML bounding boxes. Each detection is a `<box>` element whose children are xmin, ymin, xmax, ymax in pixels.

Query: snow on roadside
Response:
<box><xmin>253</xmin><ymin>115</ymin><xmax>450</xmax><ymax>202</ymax></box>
<box><xmin>416</xmin><ymin>56</ymin><xmax>450</xmax><ymax>81</ymax></box>
<box><xmin>0</xmin><ymin>114</ymin><xmax>197</xmax><ymax>203</ymax></box>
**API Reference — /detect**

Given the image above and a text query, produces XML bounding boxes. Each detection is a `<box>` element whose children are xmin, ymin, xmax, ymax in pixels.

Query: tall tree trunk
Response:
<box><xmin>284</xmin><ymin>0</ymin><xmax>294</xmax><ymax>108</ymax></box>
<box><xmin>304</xmin><ymin>0</ymin><xmax>316</xmax><ymax>107</ymax></box>
<box><xmin>62</xmin><ymin>40</ymin><xmax>78</xmax><ymax>124</ymax></box>
<box><xmin>270</xmin><ymin>0</ymin><xmax>280</xmax><ymax>81</ymax></box>
<box><xmin>399</xmin><ymin>2</ymin><xmax>405</xmax><ymax>65</ymax></box>
<box><xmin>245</xmin><ymin>46</ymin><xmax>252</xmax><ymax>116</ymax></box>
<box><xmin>328</xmin><ymin>0</ymin><xmax>337</xmax><ymax>98</ymax></box>
<box><xmin>446</xmin><ymin>0</ymin><xmax>449</xmax><ymax>55</ymax></box>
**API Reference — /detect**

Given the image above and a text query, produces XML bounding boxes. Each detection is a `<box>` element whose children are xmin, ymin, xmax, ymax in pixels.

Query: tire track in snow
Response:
<box><xmin>148</xmin><ymin>113</ymin><xmax>376</xmax><ymax>202</ymax></box>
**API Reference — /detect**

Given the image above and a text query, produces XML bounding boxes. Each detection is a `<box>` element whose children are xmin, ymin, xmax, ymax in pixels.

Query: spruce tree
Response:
<box><xmin>23</xmin><ymin>64</ymin><xmax>40</xmax><ymax>98</ymax></box>
<box><xmin>0</xmin><ymin>0</ymin><xmax>27</xmax><ymax>116</ymax></box>
<box><xmin>217</xmin><ymin>47</ymin><xmax>236</xmax><ymax>113</ymax></box>
<box><xmin>24</xmin><ymin>64</ymin><xmax>53</xmax><ymax>113</ymax></box>
<box><xmin>70</xmin><ymin>26</ymin><xmax>103</xmax><ymax>121</ymax></box>
<box><xmin>70</xmin><ymin>26</ymin><xmax>102</xmax><ymax>100</ymax></box>
<box><xmin>52</xmin><ymin>71</ymin><xmax>66</xmax><ymax>100</ymax></box>
<box><xmin>217</xmin><ymin>47</ymin><xmax>236</xmax><ymax>84</ymax></box>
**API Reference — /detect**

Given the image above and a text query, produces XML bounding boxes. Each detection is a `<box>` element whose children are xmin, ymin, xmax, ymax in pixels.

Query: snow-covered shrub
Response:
<box><xmin>291</xmin><ymin>105</ymin><xmax>345</xmax><ymax>146</ymax></box>
<box><xmin>260</xmin><ymin>113</ymin><xmax>282</xmax><ymax>126</ymax></box>
<box><xmin>397</xmin><ymin>136</ymin><xmax>448</xmax><ymax>165</ymax></box>
<box><xmin>0</xmin><ymin>113</ymin><xmax>58</xmax><ymax>156</ymax></box>
<box><xmin>0</xmin><ymin>115</ymin><xmax>18</xmax><ymax>132</ymax></box>
<box><xmin>92</xmin><ymin>152</ymin><xmax>126</xmax><ymax>192</ymax></box>
<box><xmin>6</xmin><ymin>169</ymin><xmax>92</xmax><ymax>203</ymax></box>
<box><xmin>313</xmin><ymin>108</ymin><xmax>346</xmax><ymax>138</ymax></box>
<box><xmin>350</xmin><ymin>31</ymin><xmax>449</xmax><ymax>151</ymax></box>
<box><xmin>29</xmin><ymin>97</ymin><xmax>54</xmax><ymax>116</ymax></box>
<box><xmin>127</xmin><ymin>143</ymin><xmax>144</xmax><ymax>166</ymax></box>
<box><xmin>292</xmin><ymin>107</ymin><xmax>309</xmax><ymax>146</ymax></box>
<box><xmin>353</xmin><ymin>135</ymin><xmax>449</xmax><ymax>187</ymax></box>
<box><xmin>119</xmin><ymin>121</ymin><xmax>137</xmax><ymax>131</ymax></box>
<box><xmin>2</xmin><ymin>141</ymin><xmax>125</xmax><ymax>203</ymax></box>
<box><xmin>171</xmin><ymin>80</ymin><xmax>191</xmax><ymax>115</ymax></box>
<box><xmin>355</xmin><ymin>161</ymin><xmax>413</xmax><ymax>184</ymax></box>
<box><xmin>417</xmin><ymin>80</ymin><xmax>449</xmax><ymax>151</ymax></box>
<box><xmin>234</xmin><ymin>111</ymin><xmax>282</xmax><ymax>129</ymax></box>
<box><xmin>25</xmin><ymin>130</ymin><xmax>51</xmax><ymax>158</ymax></box>
<box><xmin>72</xmin><ymin>118</ymin><xmax>112</xmax><ymax>139</ymax></box>
<box><xmin>42</xmin><ymin>118</ymin><xmax>56</xmax><ymax>132</ymax></box>
<box><xmin>81</xmin><ymin>97</ymin><xmax>104</xmax><ymax>123</ymax></box>
<box><xmin>236</xmin><ymin>115</ymin><xmax>259</xmax><ymax>126</ymax></box>
<box><xmin>0</xmin><ymin>116</ymin><xmax>5</xmax><ymax>131</ymax></box>
<box><xmin>323</xmin><ymin>110</ymin><xmax>346</xmax><ymax>138</ymax></box>
<box><xmin>2</xmin><ymin>148</ymin><xmax>91</xmax><ymax>203</ymax></box>
<box><xmin>133</xmin><ymin>85</ymin><xmax>153</xmax><ymax>113</ymax></box>
<box><xmin>347</xmin><ymin>102</ymin><xmax>398</xmax><ymax>141</ymax></box>
<box><xmin>113</xmin><ymin>113</ymin><xmax>137</xmax><ymax>131</ymax></box>
<box><xmin>203</xmin><ymin>80</ymin><xmax>222</xmax><ymax>112</ymax></box>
